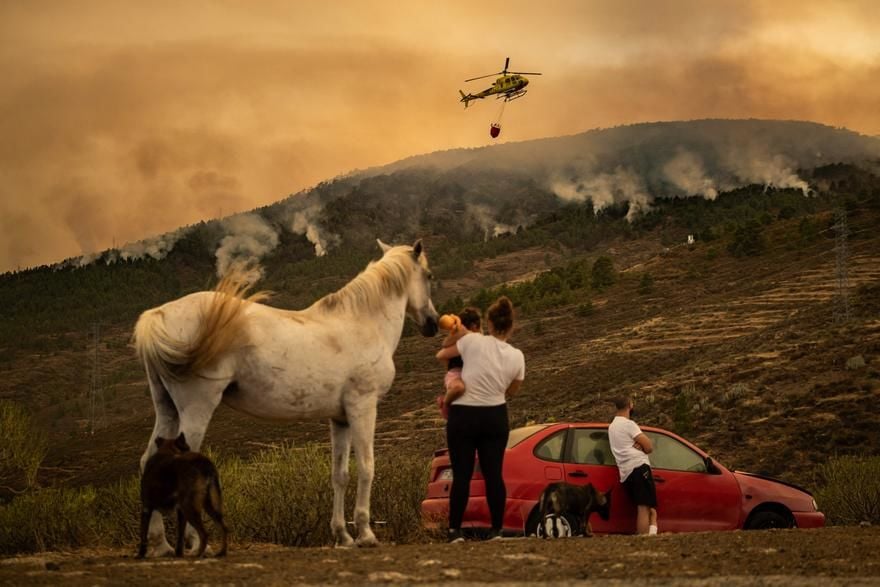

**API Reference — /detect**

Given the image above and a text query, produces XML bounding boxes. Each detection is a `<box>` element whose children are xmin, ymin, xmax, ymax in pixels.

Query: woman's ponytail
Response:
<box><xmin>487</xmin><ymin>296</ymin><xmax>515</xmax><ymax>335</ymax></box>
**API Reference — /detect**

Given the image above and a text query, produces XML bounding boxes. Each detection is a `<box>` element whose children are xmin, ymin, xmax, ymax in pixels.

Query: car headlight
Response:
<box><xmin>811</xmin><ymin>498</ymin><xmax>818</xmax><ymax>511</ymax></box>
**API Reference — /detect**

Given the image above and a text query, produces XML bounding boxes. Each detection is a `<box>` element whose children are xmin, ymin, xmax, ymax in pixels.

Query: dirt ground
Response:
<box><xmin>2</xmin><ymin>527</ymin><xmax>879</xmax><ymax>586</ymax></box>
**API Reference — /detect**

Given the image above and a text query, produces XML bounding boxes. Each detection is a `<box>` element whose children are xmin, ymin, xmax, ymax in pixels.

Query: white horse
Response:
<box><xmin>133</xmin><ymin>239</ymin><xmax>438</xmax><ymax>555</ymax></box>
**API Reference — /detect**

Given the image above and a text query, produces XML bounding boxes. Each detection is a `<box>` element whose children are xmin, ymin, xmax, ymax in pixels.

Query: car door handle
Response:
<box><xmin>568</xmin><ymin>471</ymin><xmax>589</xmax><ymax>478</ymax></box>
<box><xmin>654</xmin><ymin>475</ymin><xmax>665</xmax><ymax>483</ymax></box>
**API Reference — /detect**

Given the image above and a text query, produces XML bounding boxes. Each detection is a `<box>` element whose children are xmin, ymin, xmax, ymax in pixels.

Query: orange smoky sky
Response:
<box><xmin>1</xmin><ymin>0</ymin><xmax>878</xmax><ymax>272</ymax></box>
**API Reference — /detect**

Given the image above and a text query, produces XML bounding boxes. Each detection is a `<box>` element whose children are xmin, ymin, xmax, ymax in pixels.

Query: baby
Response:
<box><xmin>438</xmin><ymin>307</ymin><xmax>482</xmax><ymax>411</ymax></box>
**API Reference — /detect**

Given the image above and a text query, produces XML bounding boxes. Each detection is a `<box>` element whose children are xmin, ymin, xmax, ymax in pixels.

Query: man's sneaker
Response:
<box><xmin>486</xmin><ymin>529</ymin><xmax>503</xmax><ymax>541</ymax></box>
<box><xmin>447</xmin><ymin>529</ymin><xmax>465</xmax><ymax>543</ymax></box>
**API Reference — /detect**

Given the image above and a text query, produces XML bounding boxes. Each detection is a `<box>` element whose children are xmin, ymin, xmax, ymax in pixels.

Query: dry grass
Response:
<box><xmin>0</xmin><ymin>444</ymin><xmax>430</xmax><ymax>554</ymax></box>
<box><xmin>815</xmin><ymin>455</ymin><xmax>880</xmax><ymax>525</ymax></box>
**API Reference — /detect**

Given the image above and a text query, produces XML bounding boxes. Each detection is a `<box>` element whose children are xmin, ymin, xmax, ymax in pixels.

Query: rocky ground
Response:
<box><xmin>2</xmin><ymin>527</ymin><xmax>880</xmax><ymax>586</ymax></box>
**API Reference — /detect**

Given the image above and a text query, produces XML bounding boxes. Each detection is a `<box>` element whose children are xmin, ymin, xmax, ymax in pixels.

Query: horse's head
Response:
<box><xmin>378</xmin><ymin>239</ymin><xmax>439</xmax><ymax>337</ymax></box>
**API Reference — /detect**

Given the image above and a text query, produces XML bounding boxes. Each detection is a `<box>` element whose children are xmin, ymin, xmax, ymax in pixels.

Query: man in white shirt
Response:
<box><xmin>608</xmin><ymin>396</ymin><xmax>658</xmax><ymax>535</ymax></box>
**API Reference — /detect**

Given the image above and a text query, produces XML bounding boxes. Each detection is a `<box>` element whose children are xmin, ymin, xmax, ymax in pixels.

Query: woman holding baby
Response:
<box><xmin>436</xmin><ymin>296</ymin><xmax>525</xmax><ymax>543</ymax></box>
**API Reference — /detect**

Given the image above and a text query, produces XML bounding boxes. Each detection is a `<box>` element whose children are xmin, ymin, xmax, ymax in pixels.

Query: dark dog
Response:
<box><xmin>137</xmin><ymin>432</ymin><xmax>228</xmax><ymax>558</ymax></box>
<box><xmin>537</xmin><ymin>482</ymin><xmax>611</xmax><ymax>537</ymax></box>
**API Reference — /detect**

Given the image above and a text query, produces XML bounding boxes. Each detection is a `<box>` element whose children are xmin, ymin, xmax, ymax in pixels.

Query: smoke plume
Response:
<box><xmin>466</xmin><ymin>204</ymin><xmax>517</xmax><ymax>241</ymax></box>
<box><xmin>215</xmin><ymin>213</ymin><xmax>280</xmax><ymax>283</ymax></box>
<box><xmin>551</xmin><ymin>166</ymin><xmax>652</xmax><ymax>220</ymax></box>
<box><xmin>663</xmin><ymin>151</ymin><xmax>718</xmax><ymax>199</ymax></box>
<box><xmin>286</xmin><ymin>205</ymin><xmax>338</xmax><ymax>257</ymax></box>
<box><xmin>726</xmin><ymin>151</ymin><xmax>811</xmax><ymax>195</ymax></box>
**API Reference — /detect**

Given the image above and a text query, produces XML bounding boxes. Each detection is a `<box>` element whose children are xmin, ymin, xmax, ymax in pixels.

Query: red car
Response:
<box><xmin>422</xmin><ymin>423</ymin><xmax>824</xmax><ymax>535</ymax></box>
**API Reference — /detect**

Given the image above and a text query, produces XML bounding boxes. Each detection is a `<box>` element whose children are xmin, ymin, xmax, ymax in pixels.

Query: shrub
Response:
<box><xmin>591</xmin><ymin>256</ymin><xmax>615</xmax><ymax>290</ymax></box>
<box><xmin>370</xmin><ymin>452</ymin><xmax>431</xmax><ymax>544</ymax></box>
<box><xmin>728</xmin><ymin>221</ymin><xmax>766</xmax><ymax>257</ymax></box>
<box><xmin>0</xmin><ymin>443</ymin><xmax>431</xmax><ymax>554</ymax></box>
<box><xmin>815</xmin><ymin>456</ymin><xmax>880</xmax><ymax>525</ymax></box>
<box><xmin>723</xmin><ymin>382</ymin><xmax>749</xmax><ymax>407</ymax></box>
<box><xmin>846</xmin><ymin>355</ymin><xmax>866</xmax><ymax>370</ymax></box>
<box><xmin>672</xmin><ymin>385</ymin><xmax>694</xmax><ymax>435</ymax></box>
<box><xmin>576</xmin><ymin>301</ymin><xmax>594</xmax><ymax>317</ymax></box>
<box><xmin>0</xmin><ymin>487</ymin><xmax>100</xmax><ymax>553</ymax></box>
<box><xmin>220</xmin><ymin>444</ymin><xmax>337</xmax><ymax>546</ymax></box>
<box><xmin>798</xmin><ymin>217</ymin><xmax>819</xmax><ymax>245</ymax></box>
<box><xmin>0</xmin><ymin>400</ymin><xmax>49</xmax><ymax>488</ymax></box>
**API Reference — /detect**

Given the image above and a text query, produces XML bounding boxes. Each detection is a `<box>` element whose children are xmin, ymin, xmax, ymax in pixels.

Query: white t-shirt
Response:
<box><xmin>453</xmin><ymin>333</ymin><xmax>525</xmax><ymax>407</ymax></box>
<box><xmin>608</xmin><ymin>416</ymin><xmax>651</xmax><ymax>482</ymax></box>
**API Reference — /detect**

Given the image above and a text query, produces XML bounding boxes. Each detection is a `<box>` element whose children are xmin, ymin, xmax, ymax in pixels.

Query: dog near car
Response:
<box><xmin>537</xmin><ymin>482</ymin><xmax>611</xmax><ymax>537</ymax></box>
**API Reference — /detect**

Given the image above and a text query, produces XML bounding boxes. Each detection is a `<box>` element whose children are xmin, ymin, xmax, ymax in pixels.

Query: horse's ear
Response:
<box><xmin>412</xmin><ymin>239</ymin><xmax>423</xmax><ymax>259</ymax></box>
<box><xmin>376</xmin><ymin>239</ymin><xmax>392</xmax><ymax>254</ymax></box>
<box><xmin>155</xmin><ymin>437</ymin><xmax>165</xmax><ymax>448</ymax></box>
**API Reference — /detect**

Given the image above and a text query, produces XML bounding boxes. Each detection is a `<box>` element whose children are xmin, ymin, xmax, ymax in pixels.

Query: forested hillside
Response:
<box><xmin>1</xmin><ymin>120</ymin><xmax>879</xmax><ymax>497</ymax></box>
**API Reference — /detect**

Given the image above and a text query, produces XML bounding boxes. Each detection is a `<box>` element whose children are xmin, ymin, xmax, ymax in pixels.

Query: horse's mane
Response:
<box><xmin>314</xmin><ymin>245</ymin><xmax>421</xmax><ymax>316</ymax></box>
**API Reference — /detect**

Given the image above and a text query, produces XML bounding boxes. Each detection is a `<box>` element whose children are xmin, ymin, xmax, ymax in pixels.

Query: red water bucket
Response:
<box><xmin>490</xmin><ymin>123</ymin><xmax>501</xmax><ymax>138</ymax></box>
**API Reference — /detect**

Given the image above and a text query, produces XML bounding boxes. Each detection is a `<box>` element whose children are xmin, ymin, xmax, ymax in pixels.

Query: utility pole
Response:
<box><xmin>833</xmin><ymin>207</ymin><xmax>851</xmax><ymax>324</ymax></box>
<box><xmin>88</xmin><ymin>322</ymin><xmax>105</xmax><ymax>433</ymax></box>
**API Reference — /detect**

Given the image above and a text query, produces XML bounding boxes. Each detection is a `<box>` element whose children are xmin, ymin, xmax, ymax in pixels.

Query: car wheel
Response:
<box><xmin>746</xmin><ymin>509</ymin><xmax>792</xmax><ymax>530</ymax></box>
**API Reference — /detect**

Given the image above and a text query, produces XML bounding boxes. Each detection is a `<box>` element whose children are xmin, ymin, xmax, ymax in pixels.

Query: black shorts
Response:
<box><xmin>623</xmin><ymin>464</ymin><xmax>657</xmax><ymax>508</ymax></box>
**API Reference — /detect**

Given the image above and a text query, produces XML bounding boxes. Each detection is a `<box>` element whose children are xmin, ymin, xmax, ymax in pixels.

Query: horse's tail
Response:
<box><xmin>133</xmin><ymin>270</ymin><xmax>270</xmax><ymax>382</ymax></box>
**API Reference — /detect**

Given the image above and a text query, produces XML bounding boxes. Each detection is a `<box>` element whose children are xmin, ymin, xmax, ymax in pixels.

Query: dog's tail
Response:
<box><xmin>208</xmin><ymin>474</ymin><xmax>223</xmax><ymax>513</ymax></box>
<box><xmin>205</xmin><ymin>473</ymin><xmax>229</xmax><ymax>556</ymax></box>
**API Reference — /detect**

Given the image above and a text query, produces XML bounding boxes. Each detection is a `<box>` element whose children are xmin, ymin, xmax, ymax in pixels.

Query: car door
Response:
<box><xmin>531</xmin><ymin>427</ymin><xmax>567</xmax><ymax>484</ymax></box>
<box><xmin>645</xmin><ymin>431</ymin><xmax>741</xmax><ymax>532</ymax></box>
<box><xmin>562</xmin><ymin>426</ymin><xmax>635</xmax><ymax>534</ymax></box>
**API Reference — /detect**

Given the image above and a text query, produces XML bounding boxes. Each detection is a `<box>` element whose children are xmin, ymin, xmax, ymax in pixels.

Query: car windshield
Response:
<box><xmin>507</xmin><ymin>424</ymin><xmax>550</xmax><ymax>449</ymax></box>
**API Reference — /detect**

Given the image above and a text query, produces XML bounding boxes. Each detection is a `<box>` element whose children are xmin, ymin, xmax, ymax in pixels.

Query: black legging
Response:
<box><xmin>446</xmin><ymin>403</ymin><xmax>509</xmax><ymax>531</ymax></box>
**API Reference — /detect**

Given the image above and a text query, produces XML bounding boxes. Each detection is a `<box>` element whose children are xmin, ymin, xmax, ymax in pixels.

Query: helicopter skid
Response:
<box><xmin>501</xmin><ymin>89</ymin><xmax>528</xmax><ymax>102</ymax></box>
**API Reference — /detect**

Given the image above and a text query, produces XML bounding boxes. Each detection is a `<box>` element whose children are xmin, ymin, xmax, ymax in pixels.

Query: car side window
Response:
<box><xmin>645</xmin><ymin>432</ymin><xmax>707</xmax><ymax>473</ymax></box>
<box><xmin>534</xmin><ymin>430</ymin><xmax>566</xmax><ymax>462</ymax></box>
<box><xmin>568</xmin><ymin>428</ymin><xmax>615</xmax><ymax>466</ymax></box>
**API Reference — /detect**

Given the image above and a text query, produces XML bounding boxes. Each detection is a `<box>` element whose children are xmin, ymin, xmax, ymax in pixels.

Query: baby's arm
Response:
<box><xmin>441</xmin><ymin>325</ymin><xmax>469</xmax><ymax>348</ymax></box>
<box><xmin>436</xmin><ymin>344</ymin><xmax>460</xmax><ymax>361</ymax></box>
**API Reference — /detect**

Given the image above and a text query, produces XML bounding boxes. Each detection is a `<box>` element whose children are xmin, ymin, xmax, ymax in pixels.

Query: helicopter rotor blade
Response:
<box><xmin>503</xmin><ymin>57</ymin><xmax>510</xmax><ymax>74</ymax></box>
<box><xmin>464</xmin><ymin>72</ymin><xmax>502</xmax><ymax>82</ymax></box>
<box><xmin>511</xmin><ymin>71</ymin><xmax>542</xmax><ymax>75</ymax></box>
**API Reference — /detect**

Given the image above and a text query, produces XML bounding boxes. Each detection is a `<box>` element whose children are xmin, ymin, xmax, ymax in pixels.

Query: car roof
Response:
<box><xmin>526</xmin><ymin>422</ymin><xmax>667</xmax><ymax>433</ymax></box>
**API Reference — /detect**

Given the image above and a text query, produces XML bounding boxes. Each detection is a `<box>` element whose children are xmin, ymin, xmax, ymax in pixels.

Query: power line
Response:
<box><xmin>833</xmin><ymin>208</ymin><xmax>851</xmax><ymax>324</ymax></box>
<box><xmin>88</xmin><ymin>322</ymin><xmax>106</xmax><ymax>434</ymax></box>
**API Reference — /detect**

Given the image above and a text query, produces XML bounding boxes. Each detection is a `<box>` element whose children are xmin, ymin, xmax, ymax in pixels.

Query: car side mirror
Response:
<box><xmin>704</xmin><ymin>456</ymin><xmax>721</xmax><ymax>475</ymax></box>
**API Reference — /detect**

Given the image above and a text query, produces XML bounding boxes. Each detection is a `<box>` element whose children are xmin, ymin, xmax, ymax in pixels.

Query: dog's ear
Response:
<box><xmin>155</xmin><ymin>436</ymin><xmax>166</xmax><ymax>448</ymax></box>
<box><xmin>175</xmin><ymin>432</ymin><xmax>190</xmax><ymax>452</ymax></box>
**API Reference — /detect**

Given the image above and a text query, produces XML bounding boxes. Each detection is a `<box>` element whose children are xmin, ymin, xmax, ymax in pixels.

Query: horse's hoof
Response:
<box><xmin>147</xmin><ymin>542</ymin><xmax>175</xmax><ymax>558</ymax></box>
<box><xmin>356</xmin><ymin>534</ymin><xmax>379</xmax><ymax>548</ymax></box>
<box><xmin>334</xmin><ymin>533</ymin><xmax>355</xmax><ymax>548</ymax></box>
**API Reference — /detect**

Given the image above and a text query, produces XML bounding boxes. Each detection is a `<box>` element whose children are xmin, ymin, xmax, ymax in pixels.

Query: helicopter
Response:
<box><xmin>458</xmin><ymin>57</ymin><xmax>541</xmax><ymax>109</ymax></box>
